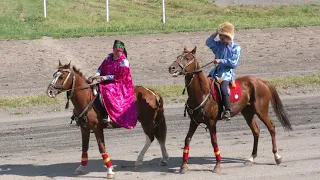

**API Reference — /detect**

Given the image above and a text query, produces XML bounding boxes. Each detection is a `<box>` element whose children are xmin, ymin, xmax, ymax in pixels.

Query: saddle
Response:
<box><xmin>92</xmin><ymin>85</ymin><xmax>120</xmax><ymax>129</ymax></box>
<box><xmin>209</xmin><ymin>78</ymin><xmax>242</xmax><ymax>104</ymax></box>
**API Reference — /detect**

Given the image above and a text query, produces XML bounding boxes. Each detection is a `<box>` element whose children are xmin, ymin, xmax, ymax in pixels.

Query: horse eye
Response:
<box><xmin>58</xmin><ymin>76</ymin><xmax>63</xmax><ymax>80</ymax></box>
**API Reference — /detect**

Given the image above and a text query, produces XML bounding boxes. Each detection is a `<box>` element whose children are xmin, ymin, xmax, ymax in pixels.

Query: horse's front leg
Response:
<box><xmin>180</xmin><ymin>120</ymin><xmax>199</xmax><ymax>174</ymax></box>
<box><xmin>94</xmin><ymin>126</ymin><xmax>115</xmax><ymax>179</ymax></box>
<box><xmin>74</xmin><ymin>128</ymin><xmax>90</xmax><ymax>175</ymax></box>
<box><xmin>209</xmin><ymin>124</ymin><xmax>222</xmax><ymax>173</ymax></box>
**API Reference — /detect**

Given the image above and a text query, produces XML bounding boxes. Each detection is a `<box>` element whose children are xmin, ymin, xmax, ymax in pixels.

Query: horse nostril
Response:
<box><xmin>48</xmin><ymin>90</ymin><xmax>52</xmax><ymax>96</ymax></box>
<box><xmin>169</xmin><ymin>66</ymin><xmax>175</xmax><ymax>73</ymax></box>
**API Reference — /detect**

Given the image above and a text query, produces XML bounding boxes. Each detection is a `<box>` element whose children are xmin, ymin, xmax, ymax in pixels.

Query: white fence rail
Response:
<box><xmin>43</xmin><ymin>0</ymin><xmax>166</xmax><ymax>23</ymax></box>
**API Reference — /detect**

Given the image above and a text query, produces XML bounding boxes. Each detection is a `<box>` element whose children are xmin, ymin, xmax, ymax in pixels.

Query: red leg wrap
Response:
<box><xmin>102</xmin><ymin>153</ymin><xmax>112</xmax><ymax>168</ymax></box>
<box><xmin>214</xmin><ymin>147</ymin><xmax>222</xmax><ymax>161</ymax></box>
<box><xmin>183</xmin><ymin>146</ymin><xmax>190</xmax><ymax>162</ymax></box>
<box><xmin>81</xmin><ymin>152</ymin><xmax>88</xmax><ymax>166</ymax></box>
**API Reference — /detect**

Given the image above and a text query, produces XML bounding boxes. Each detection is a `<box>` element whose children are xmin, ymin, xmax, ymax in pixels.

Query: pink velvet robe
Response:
<box><xmin>98</xmin><ymin>53</ymin><xmax>137</xmax><ymax>129</ymax></box>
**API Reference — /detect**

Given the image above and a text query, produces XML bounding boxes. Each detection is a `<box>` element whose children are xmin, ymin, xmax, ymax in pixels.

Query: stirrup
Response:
<box><xmin>222</xmin><ymin>110</ymin><xmax>231</xmax><ymax>121</ymax></box>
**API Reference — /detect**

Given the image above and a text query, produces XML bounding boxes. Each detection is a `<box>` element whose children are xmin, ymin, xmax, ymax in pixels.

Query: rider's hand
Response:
<box><xmin>88</xmin><ymin>76</ymin><xmax>95</xmax><ymax>83</ymax></box>
<box><xmin>214</xmin><ymin>59</ymin><xmax>221</xmax><ymax>64</ymax></box>
<box><xmin>101</xmin><ymin>76</ymin><xmax>107</xmax><ymax>81</ymax></box>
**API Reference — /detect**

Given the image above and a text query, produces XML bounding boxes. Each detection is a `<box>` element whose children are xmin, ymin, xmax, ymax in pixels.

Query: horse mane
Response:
<box><xmin>58</xmin><ymin>64</ymin><xmax>91</xmax><ymax>84</ymax></box>
<box><xmin>72</xmin><ymin>66</ymin><xmax>92</xmax><ymax>84</ymax></box>
<box><xmin>194</xmin><ymin>59</ymin><xmax>210</xmax><ymax>94</ymax></box>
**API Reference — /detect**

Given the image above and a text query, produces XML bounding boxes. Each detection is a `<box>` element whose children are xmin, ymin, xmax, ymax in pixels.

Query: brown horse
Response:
<box><xmin>168</xmin><ymin>47</ymin><xmax>292</xmax><ymax>173</ymax></box>
<box><xmin>46</xmin><ymin>61</ymin><xmax>168</xmax><ymax>179</ymax></box>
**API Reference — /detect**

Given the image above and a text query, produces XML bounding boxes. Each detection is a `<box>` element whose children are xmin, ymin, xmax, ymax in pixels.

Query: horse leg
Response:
<box><xmin>180</xmin><ymin>120</ymin><xmax>198</xmax><ymax>174</ymax></box>
<box><xmin>254</xmin><ymin>100</ymin><xmax>282</xmax><ymax>164</ymax></box>
<box><xmin>241</xmin><ymin>106</ymin><xmax>260</xmax><ymax>165</ymax></box>
<box><xmin>74</xmin><ymin>128</ymin><xmax>90</xmax><ymax>175</ymax></box>
<box><xmin>154</xmin><ymin>112</ymin><xmax>169</xmax><ymax>166</ymax></box>
<box><xmin>209</xmin><ymin>124</ymin><xmax>222</xmax><ymax>173</ymax></box>
<box><xmin>94</xmin><ymin>126</ymin><xmax>115</xmax><ymax>179</ymax></box>
<box><xmin>135</xmin><ymin>133</ymin><xmax>154</xmax><ymax>166</ymax></box>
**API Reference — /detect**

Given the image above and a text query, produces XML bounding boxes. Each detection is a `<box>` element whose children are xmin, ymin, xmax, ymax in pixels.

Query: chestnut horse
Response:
<box><xmin>47</xmin><ymin>61</ymin><xmax>168</xmax><ymax>179</ymax></box>
<box><xmin>168</xmin><ymin>47</ymin><xmax>292</xmax><ymax>173</ymax></box>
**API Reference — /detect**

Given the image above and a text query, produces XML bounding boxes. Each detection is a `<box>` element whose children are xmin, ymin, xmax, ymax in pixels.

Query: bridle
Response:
<box><xmin>173</xmin><ymin>52</ymin><xmax>200</xmax><ymax>94</ymax></box>
<box><xmin>48</xmin><ymin>68</ymin><xmax>99</xmax><ymax>125</ymax></box>
<box><xmin>173</xmin><ymin>52</ymin><xmax>215</xmax><ymax>94</ymax></box>
<box><xmin>173</xmin><ymin>52</ymin><xmax>216</xmax><ymax>131</ymax></box>
<box><xmin>174</xmin><ymin>53</ymin><xmax>197</xmax><ymax>75</ymax></box>
<box><xmin>49</xmin><ymin>68</ymin><xmax>99</xmax><ymax>95</ymax></box>
<box><xmin>49</xmin><ymin>69</ymin><xmax>75</xmax><ymax>93</ymax></box>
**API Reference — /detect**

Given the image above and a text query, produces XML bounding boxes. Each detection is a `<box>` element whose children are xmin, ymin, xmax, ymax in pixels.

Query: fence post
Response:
<box><xmin>106</xmin><ymin>0</ymin><xmax>109</xmax><ymax>22</ymax></box>
<box><xmin>43</xmin><ymin>0</ymin><xmax>47</xmax><ymax>18</ymax></box>
<box><xmin>162</xmin><ymin>0</ymin><xmax>165</xmax><ymax>23</ymax></box>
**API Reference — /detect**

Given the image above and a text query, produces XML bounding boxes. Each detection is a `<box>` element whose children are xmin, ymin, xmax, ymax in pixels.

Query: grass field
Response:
<box><xmin>0</xmin><ymin>0</ymin><xmax>319</xmax><ymax>40</ymax></box>
<box><xmin>1</xmin><ymin>73</ymin><xmax>319</xmax><ymax>108</ymax></box>
<box><xmin>152</xmin><ymin>73</ymin><xmax>320</xmax><ymax>103</ymax></box>
<box><xmin>0</xmin><ymin>94</ymin><xmax>61</xmax><ymax>108</ymax></box>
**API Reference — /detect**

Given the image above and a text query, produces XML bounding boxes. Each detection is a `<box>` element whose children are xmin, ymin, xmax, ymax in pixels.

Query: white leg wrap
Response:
<box><xmin>107</xmin><ymin>167</ymin><xmax>115</xmax><ymax>175</ymax></box>
<box><xmin>135</xmin><ymin>135</ymin><xmax>152</xmax><ymax>166</ymax></box>
<box><xmin>274</xmin><ymin>152</ymin><xmax>281</xmax><ymax>160</ymax></box>
<box><xmin>160</xmin><ymin>143</ymin><xmax>169</xmax><ymax>165</ymax></box>
<box><xmin>74</xmin><ymin>165</ymin><xmax>86</xmax><ymax>174</ymax></box>
<box><xmin>247</xmin><ymin>156</ymin><xmax>254</xmax><ymax>162</ymax></box>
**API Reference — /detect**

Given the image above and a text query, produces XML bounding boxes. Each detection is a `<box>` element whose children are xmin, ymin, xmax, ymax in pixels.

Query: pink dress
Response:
<box><xmin>98</xmin><ymin>53</ymin><xmax>137</xmax><ymax>129</ymax></box>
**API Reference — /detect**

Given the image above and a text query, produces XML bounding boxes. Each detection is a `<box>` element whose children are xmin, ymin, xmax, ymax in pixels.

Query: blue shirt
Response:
<box><xmin>206</xmin><ymin>34</ymin><xmax>241</xmax><ymax>82</ymax></box>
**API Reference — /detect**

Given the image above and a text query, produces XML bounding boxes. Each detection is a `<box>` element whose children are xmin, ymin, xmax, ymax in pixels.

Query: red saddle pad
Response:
<box><xmin>211</xmin><ymin>80</ymin><xmax>242</xmax><ymax>103</ymax></box>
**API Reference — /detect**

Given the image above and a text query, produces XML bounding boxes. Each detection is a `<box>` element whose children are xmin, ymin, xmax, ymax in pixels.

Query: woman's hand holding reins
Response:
<box><xmin>88</xmin><ymin>75</ymin><xmax>105</xmax><ymax>83</ymax></box>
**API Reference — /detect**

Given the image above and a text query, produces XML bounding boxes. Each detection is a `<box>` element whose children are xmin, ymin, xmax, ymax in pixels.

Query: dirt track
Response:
<box><xmin>1</xmin><ymin>24</ymin><xmax>320</xmax><ymax>179</ymax></box>
<box><xmin>1</xmin><ymin>26</ymin><xmax>320</xmax><ymax>98</ymax></box>
<box><xmin>0</xmin><ymin>94</ymin><xmax>320</xmax><ymax>180</ymax></box>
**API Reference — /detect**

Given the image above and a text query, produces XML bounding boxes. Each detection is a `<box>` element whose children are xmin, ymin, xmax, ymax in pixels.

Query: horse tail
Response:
<box><xmin>155</xmin><ymin>91</ymin><xmax>164</xmax><ymax>110</ymax></box>
<box><xmin>151</xmin><ymin>89</ymin><xmax>167</xmax><ymax>143</ymax></box>
<box><xmin>152</xmin><ymin>89</ymin><xmax>164</xmax><ymax>120</ymax></box>
<box><xmin>265</xmin><ymin>81</ymin><xmax>293</xmax><ymax>131</ymax></box>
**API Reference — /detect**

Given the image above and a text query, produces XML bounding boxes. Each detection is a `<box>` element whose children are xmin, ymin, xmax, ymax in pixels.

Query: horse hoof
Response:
<box><xmin>74</xmin><ymin>165</ymin><xmax>85</xmax><ymax>175</ymax></box>
<box><xmin>159</xmin><ymin>161</ymin><xmax>167</xmax><ymax>166</ymax></box>
<box><xmin>275</xmin><ymin>157</ymin><xmax>282</xmax><ymax>165</ymax></box>
<box><xmin>107</xmin><ymin>173</ymin><xmax>115</xmax><ymax>179</ymax></box>
<box><xmin>159</xmin><ymin>159</ymin><xmax>168</xmax><ymax>166</ymax></box>
<box><xmin>134</xmin><ymin>161</ymin><xmax>143</xmax><ymax>167</ymax></box>
<box><xmin>244</xmin><ymin>160</ymin><xmax>254</xmax><ymax>165</ymax></box>
<box><xmin>213</xmin><ymin>166</ymin><xmax>221</xmax><ymax>173</ymax></box>
<box><xmin>180</xmin><ymin>166</ymin><xmax>188</xmax><ymax>174</ymax></box>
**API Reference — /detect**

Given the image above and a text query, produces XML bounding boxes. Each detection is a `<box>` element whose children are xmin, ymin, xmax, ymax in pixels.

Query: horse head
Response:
<box><xmin>46</xmin><ymin>60</ymin><xmax>74</xmax><ymax>98</ymax></box>
<box><xmin>168</xmin><ymin>46</ymin><xmax>198</xmax><ymax>77</ymax></box>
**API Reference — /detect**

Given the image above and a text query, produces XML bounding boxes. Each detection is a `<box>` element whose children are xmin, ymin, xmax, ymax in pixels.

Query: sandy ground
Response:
<box><xmin>1</xmin><ymin>14</ymin><xmax>320</xmax><ymax>180</ymax></box>
<box><xmin>1</xmin><ymin>26</ymin><xmax>320</xmax><ymax>98</ymax></box>
<box><xmin>1</xmin><ymin>94</ymin><xmax>320</xmax><ymax>180</ymax></box>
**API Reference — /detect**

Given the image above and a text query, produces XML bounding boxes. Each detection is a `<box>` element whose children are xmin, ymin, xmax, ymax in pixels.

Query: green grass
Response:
<box><xmin>1</xmin><ymin>0</ymin><xmax>320</xmax><ymax>40</ymax></box>
<box><xmin>0</xmin><ymin>94</ymin><xmax>60</xmax><ymax>108</ymax></box>
<box><xmin>1</xmin><ymin>73</ymin><xmax>319</xmax><ymax>109</ymax></box>
<box><xmin>152</xmin><ymin>73</ymin><xmax>320</xmax><ymax>103</ymax></box>
<box><xmin>152</xmin><ymin>84</ymin><xmax>187</xmax><ymax>103</ymax></box>
<box><xmin>267</xmin><ymin>74</ymin><xmax>320</xmax><ymax>89</ymax></box>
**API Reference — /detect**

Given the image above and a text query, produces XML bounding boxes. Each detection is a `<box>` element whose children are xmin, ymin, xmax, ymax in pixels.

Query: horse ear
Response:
<box><xmin>191</xmin><ymin>46</ymin><xmax>197</xmax><ymax>54</ymax></box>
<box><xmin>58</xmin><ymin>60</ymin><xmax>62</xmax><ymax>67</ymax></box>
<box><xmin>183</xmin><ymin>46</ymin><xmax>189</xmax><ymax>53</ymax></box>
<box><xmin>67</xmin><ymin>61</ymin><xmax>71</xmax><ymax>68</ymax></box>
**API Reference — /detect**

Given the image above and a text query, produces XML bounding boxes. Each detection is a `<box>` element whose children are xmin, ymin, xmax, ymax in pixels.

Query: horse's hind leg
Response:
<box><xmin>254</xmin><ymin>99</ymin><xmax>282</xmax><ymax>164</ymax></box>
<box><xmin>209</xmin><ymin>123</ymin><xmax>222</xmax><ymax>173</ymax></box>
<box><xmin>241</xmin><ymin>106</ymin><xmax>260</xmax><ymax>165</ymax></box>
<box><xmin>94</xmin><ymin>126</ymin><xmax>115</xmax><ymax>179</ymax></box>
<box><xmin>154</xmin><ymin>112</ymin><xmax>169</xmax><ymax>166</ymax></box>
<box><xmin>75</xmin><ymin>128</ymin><xmax>90</xmax><ymax>175</ymax></box>
<box><xmin>180</xmin><ymin>120</ymin><xmax>198</xmax><ymax>174</ymax></box>
<box><xmin>135</xmin><ymin>132</ymin><xmax>154</xmax><ymax>166</ymax></box>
